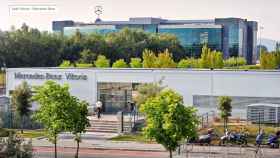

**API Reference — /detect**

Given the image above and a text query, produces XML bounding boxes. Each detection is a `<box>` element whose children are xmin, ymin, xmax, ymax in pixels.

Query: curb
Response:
<box><xmin>33</xmin><ymin>146</ymin><xmax>165</xmax><ymax>152</ymax></box>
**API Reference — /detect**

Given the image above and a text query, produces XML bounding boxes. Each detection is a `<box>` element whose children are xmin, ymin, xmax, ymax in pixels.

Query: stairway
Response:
<box><xmin>86</xmin><ymin>117</ymin><xmax>132</xmax><ymax>133</ymax></box>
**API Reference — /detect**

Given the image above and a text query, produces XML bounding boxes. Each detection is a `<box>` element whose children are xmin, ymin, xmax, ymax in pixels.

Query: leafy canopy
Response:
<box><xmin>67</xmin><ymin>100</ymin><xmax>90</xmax><ymax>135</ymax></box>
<box><xmin>94</xmin><ymin>55</ymin><xmax>110</xmax><ymax>68</ymax></box>
<box><xmin>218</xmin><ymin>96</ymin><xmax>232</xmax><ymax>120</ymax></box>
<box><xmin>12</xmin><ymin>81</ymin><xmax>32</xmax><ymax>117</ymax></box>
<box><xmin>135</xmin><ymin>82</ymin><xmax>164</xmax><ymax>107</ymax></box>
<box><xmin>142</xmin><ymin>49</ymin><xmax>157</xmax><ymax>68</ymax></box>
<box><xmin>140</xmin><ymin>89</ymin><xmax>198</xmax><ymax>152</ymax></box>
<box><xmin>79</xmin><ymin>49</ymin><xmax>96</xmax><ymax>65</ymax></box>
<box><xmin>129</xmin><ymin>58</ymin><xmax>142</xmax><ymax>68</ymax></box>
<box><xmin>32</xmin><ymin>81</ymin><xmax>76</xmax><ymax>141</ymax></box>
<box><xmin>112</xmin><ymin>59</ymin><xmax>128</xmax><ymax>68</ymax></box>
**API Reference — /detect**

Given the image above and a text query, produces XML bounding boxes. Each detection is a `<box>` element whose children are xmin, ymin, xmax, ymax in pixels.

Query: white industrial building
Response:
<box><xmin>5</xmin><ymin>68</ymin><xmax>280</xmax><ymax>119</ymax></box>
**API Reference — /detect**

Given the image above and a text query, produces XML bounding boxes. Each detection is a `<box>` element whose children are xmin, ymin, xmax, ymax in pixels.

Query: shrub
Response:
<box><xmin>59</xmin><ymin>60</ymin><xmax>72</xmax><ymax>67</ymax></box>
<box><xmin>177</xmin><ymin>58</ymin><xmax>201</xmax><ymax>68</ymax></box>
<box><xmin>94</xmin><ymin>55</ymin><xmax>110</xmax><ymax>68</ymax></box>
<box><xmin>0</xmin><ymin>132</ymin><xmax>33</xmax><ymax>158</ymax></box>
<box><xmin>129</xmin><ymin>58</ymin><xmax>142</xmax><ymax>68</ymax></box>
<box><xmin>112</xmin><ymin>59</ymin><xmax>128</xmax><ymax>68</ymax></box>
<box><xmin>224</xmin><ymin>57</ymin><xmax>247</xmax><ymax>67</ymax></box>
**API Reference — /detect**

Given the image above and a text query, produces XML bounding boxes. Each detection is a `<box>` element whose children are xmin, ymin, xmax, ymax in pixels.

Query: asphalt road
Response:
<box><xmin>33</xmin><ymin>146</ymin><xmax>280</xmax><ymax>158</ymax></box>
<box><xmin>33</xmin><ymin>147</ymin><xmax>168</xmax><ymax>158</ymax></box>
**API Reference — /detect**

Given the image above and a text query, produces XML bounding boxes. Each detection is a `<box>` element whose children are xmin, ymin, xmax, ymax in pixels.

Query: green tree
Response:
<box><xmin>11</xmin><ymin>81</ymin><xmax>32</xmax><ymax>134</ymax></box>
<box><xmin>59</xmin><ymin>60</ymin><xmax>72</xmax><ymax>67</ymax></box>
<box><xmin>200</xmin><ymin>45</ymin><xmax>211</xmax><ymax>68</ymax></box>
<box><xmin>1</xmin><ymin>24</ymin><xmax>63</xmax><ymax>68</ymax></box>
<box><xmin>224</xmin><ymin>57</ymin><xmax>246</xmax><ymax>67</ymax></box>
<box><xmin>140</xmin><ymin>89</ymin><xmax>198</xmax><ymax>158</ymax></box>
<box><xmin>212</xmin><ymin>51</ymin><xmax>224</xmax><ymax>69</ymax></box>
<box><xmin>177</xmin><ymin>59</ymin><xmax>191</xmax><ymax>68</ymax></box>
<box><xmin>275</xmin><ymin>51</ymin><xmax>280</xmax><ymax>67</ymax></box>
<box><xmin>156</xmin><ymin>49</ymin><xmax>177</xmax><ymax>68</ymax></box>
<box><xmin>79</xmin><ymin>49</ymin><xmax>96</xmax><ymax>65</ymax></box>
<box><xmin>112</xmin><ymin>59</ymin><xmax>128</xmax><ymax>68</ymax></box>
<box><xmin>67</xmin><ymin>99</ymin><xmax>90</xmax><ymax>158</ymax></box>
<box><xmin>260</xmin><ymin>51</ymin><xmax>277</xmax><ymax>69</ymax></box>
<box><xmin>142</xmin><ymin>49</ymin><xmax>157</xmax><ymax>68</ymax></box>
<box><xmin>218</xmin><ymin>96</ymin><xmax>232</xmax><ymax>133</ymax></box>
<box><xmin>146</xmin><ymin>33</ymin><xmax>185</xmax><ymax>61</ymax></box>
<box><xmin>94</xmin><ymin>55</ymin><xmax>110</xmax><ymax>68</ymax></box>
<box><xmin>33</xmin><ymin>81</ymin><xmax>75</xmax><ymax>158</ymax></box>
<box><xmin>135</xmin><ymin>82</ymin><xmax>164</xmax><ymax>107</ymax></box>
<box><xmin>129</xmin><ymin>58</ymin><xmax>142</xmax><ymax>68</ymax></box>
<box><xmin>276</xmin><ymin>42</ymin><xmax>280</xmax><ymax>52</ymax></box>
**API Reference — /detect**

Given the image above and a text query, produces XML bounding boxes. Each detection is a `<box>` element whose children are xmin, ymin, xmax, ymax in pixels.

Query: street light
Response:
<box><xmin>259</xmin><ymin>26</ymin><xmax>264</xmax><ymax>58</ymax></box>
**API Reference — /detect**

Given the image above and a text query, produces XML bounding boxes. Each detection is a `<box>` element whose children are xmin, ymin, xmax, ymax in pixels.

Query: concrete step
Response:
<box><xmin>86</xmin><ymin>128</ymin><xmax>118</xmax><ymax>133</ymax></box>
<box><xmin>87</xmin><ymin>117</ymin><xmax>133</xmax><ymax>133</ymax></box>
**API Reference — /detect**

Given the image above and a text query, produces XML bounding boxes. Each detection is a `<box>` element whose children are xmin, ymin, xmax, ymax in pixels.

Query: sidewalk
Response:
<box><xmin>32</xmin><ymin>136</ymin><xmax>165</xmax><ymax>151</ymax></box>
<box><xmin>30</xmin><ymin>132</ymin><xmax>280</xmax><ymax>156</ymax></box>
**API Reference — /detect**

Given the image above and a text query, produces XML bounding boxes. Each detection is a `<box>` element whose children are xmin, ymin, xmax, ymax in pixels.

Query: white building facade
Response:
<box><xmin>6</xmin><ymin>68</ymin><xmax>280</xmax><ymax>118</ymax></box>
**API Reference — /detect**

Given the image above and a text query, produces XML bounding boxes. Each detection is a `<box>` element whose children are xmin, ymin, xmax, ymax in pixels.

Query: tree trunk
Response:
<box><xmin>225</xmin><ymin>118</ymin><xmax>228</xmax><ymax>130</ymax></box>
<box><xmin>224</xmin><ymin>118</ymin><xmax>226</xmax><ymax>133</ymax></box>
<box><xmin>75</xmin><ymin>140</ymin><xmax>80</xmax><ymax>158</ymax></box>
<box><xmin>20</xmin><ymin>116</ymin><xmax>24</xmax><ymax>134</ymax></box>
<box><xmin>54</xmin><ymin>135</ymin><xmax>57</xmax><ymax>158</ymax></box>
<box><xmin>169</xmin><ymin>149</ymin><xmax>172</xmax><ymax>158</ymax></box>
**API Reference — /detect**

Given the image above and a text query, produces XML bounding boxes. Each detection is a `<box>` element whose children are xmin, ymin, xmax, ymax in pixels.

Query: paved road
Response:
<box><xmin>33</xmin><ymin>146</ymin><xmax>280</xmax><ymax>158</ymax></box>
<box><xmin>33</xmin><ymin>147</ymin><xmax>167</xmax><ymax>158</ymax></box>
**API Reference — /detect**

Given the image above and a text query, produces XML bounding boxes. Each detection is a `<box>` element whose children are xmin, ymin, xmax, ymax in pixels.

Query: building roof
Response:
<box><xmin>93</xmin><ymin>17</ymin><xmax>215</xmax><ymax>25</ymax></box>
<box><xmin>247</xmin><ymin>103</ymin><xmax>280</xmax><ymax>108</ymax></box>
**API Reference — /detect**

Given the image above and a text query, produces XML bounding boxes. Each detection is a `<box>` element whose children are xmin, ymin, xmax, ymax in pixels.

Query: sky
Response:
<box><xmin>0</xmin><ymin>0</ymin><xmax>279</xmax><ymax>41</ymax></box>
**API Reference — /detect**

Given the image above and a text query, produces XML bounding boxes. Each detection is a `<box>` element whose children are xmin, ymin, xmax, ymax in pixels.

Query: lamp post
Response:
<box><xmin>258</xmin><ymin>111</ymin><xmax>261</xmax><ymax>134</ymax></box>
<box><xmin>259</xmin><ymin>26</ymin><xmax>264</xmax><ymax>57</ymax></box>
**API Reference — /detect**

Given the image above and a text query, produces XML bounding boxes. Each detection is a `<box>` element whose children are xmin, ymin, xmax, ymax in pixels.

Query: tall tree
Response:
<box><xmin>156</xmin><ymin>49</ymin><xmax>177</xmax><ymax>68</ymax></box>
<box><xmin>260</xmin><ymin>51</ymin><xmax>277</xmax><ymax>69</ymax></box>
<box><xmin>79</xmin><ymin>49</ymin><xmax>96</xmax><ymax>65</ymax></box>
<box><xmin>11</xmin><ymin>81</ymin><xmax>32</xmax><ymax>133</ymax></box>
<box><xmin>218</xmin><ymin>96</ymin><xmax>232</xmax><ymax>133</ymax></box>
<box><xmin>142</xmin><ymin>49</ymin><xmax>157</xmax><ymax>68</ymax></box>
<box><xmin>33</xmin><ymin>81</ymin><xmax>75</xmax><ymax>158</ymax></box>
<box><xmin>200</xmin><ymin>45</ymin><xmax>211</xmax><ymax>68</ymax></box>
<box><xmin>212</xmin><ymin>51</ymin><xmax>224</xmax><ymax>69</ymax></box>
<box><xmin>140</xmin><ymin>89</ymin><xmax>198</xmax><ymax>158</ymax></box>
<box><xmin>67</xmin><ymin>99</ymin><xmax>90</xmax><ymax>158</ymax></box>
<box><xmin>135</xmin><ymin>82</ymin><xmax>164</xmax><ymax>107</ymax></box>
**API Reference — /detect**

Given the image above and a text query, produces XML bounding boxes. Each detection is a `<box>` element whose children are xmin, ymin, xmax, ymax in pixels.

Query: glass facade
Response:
<box><xmin>64</xmin><ymin>25</ymin><xmax>117</xmax><ymax>36</ymax></box>
<box><xmin>158</xmin><ymin>27</ymin><xmax>222</xmax><ymax>49</ymax></box>
<box><xmin>228</xmin><ymin>24</ymin><xmax>240</xmax><ymax>57</ymax></box>
<box><xmin>97</xmin><ymin>82</ymin><xmax>138</xmax><ymax>113</ymax></box>
<box><xmin>54</xmin><ymin>17</ymin><xmax>257</xmax><ymax>63</ymax></box>
<box><xmin>116</xmin><ymin>24</ymin><xmax>157</xmax><ymax>33</ymax></box>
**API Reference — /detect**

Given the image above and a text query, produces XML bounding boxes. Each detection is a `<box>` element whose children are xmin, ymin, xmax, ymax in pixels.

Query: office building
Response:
<box><xmin>53</xmin><ymin>17</ymin><xmax>258</xmax><ymax>64</ymax></box>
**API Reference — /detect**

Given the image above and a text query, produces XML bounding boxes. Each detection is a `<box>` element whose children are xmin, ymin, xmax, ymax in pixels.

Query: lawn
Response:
<box><xmin>16</xmin><ymin>130</ymin><xmax>46</xmax><ymax>138</ymax></box>
<box><xmin>110</xmin><ymin>133</ymin><xmax>155</xmax><ymax>143</ymax></box>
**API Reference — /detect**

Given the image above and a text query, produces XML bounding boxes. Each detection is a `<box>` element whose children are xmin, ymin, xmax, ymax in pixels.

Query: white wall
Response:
<box><xmin>6</xmin><ymin>68</ymin><xmax>280</xmax><ymax>109</ymax></box>
<box><xmin>7</xmin><ymin>68</ymin><xmax>96</xmax><ymax>105</ymax></box>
